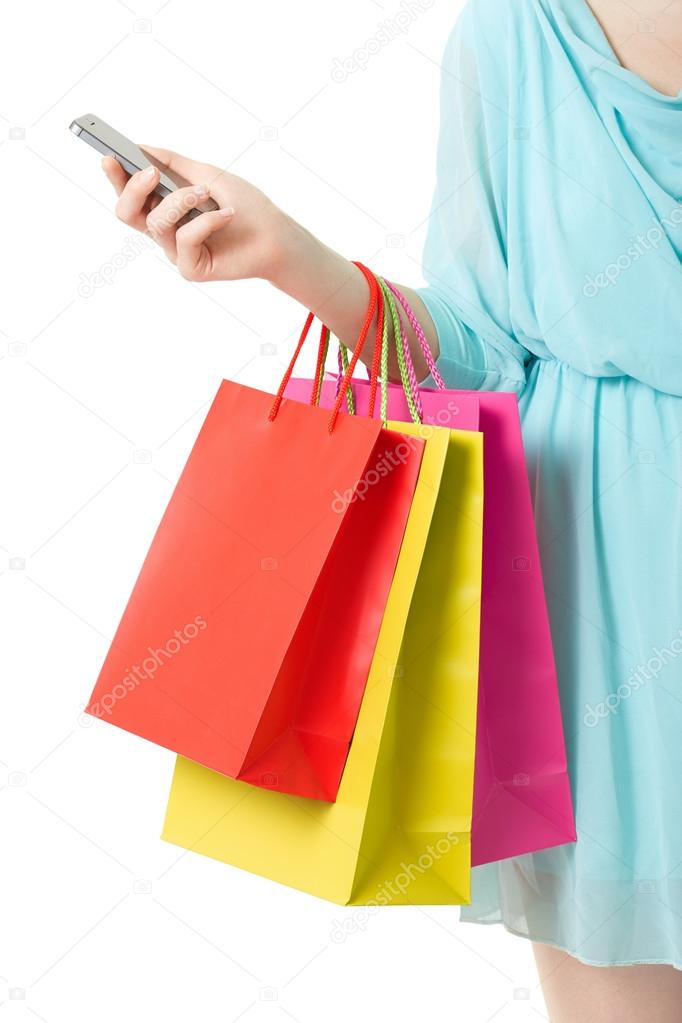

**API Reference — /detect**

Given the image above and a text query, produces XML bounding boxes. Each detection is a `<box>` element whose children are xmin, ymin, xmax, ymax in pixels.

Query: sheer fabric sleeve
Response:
<box><xmin>416</xmin><ymin>2</ymin><xmax>531</xmax><ymax>393</ymax></box>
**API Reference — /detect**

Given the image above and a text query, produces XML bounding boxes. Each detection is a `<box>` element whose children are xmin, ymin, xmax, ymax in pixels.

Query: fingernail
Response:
<box><xmin>142</xmin><ymin>166</ymin><xmax>156</xmax><ymax>180</ymax></box>
<box><xmin>219</xmin><ymin>206</ymin><xmax>235</xmax><ymax>217</ymax></box>
<box><xmin>195</xmin><ymin>183</ymin><xmax>209</xmax><ymax>197</ymax></box>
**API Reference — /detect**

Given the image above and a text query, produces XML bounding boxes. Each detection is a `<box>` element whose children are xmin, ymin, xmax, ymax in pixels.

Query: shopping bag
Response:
<box><xmin>162</xmin><ymin>420</ymin><xmax>484</xmax><ymax>905</ymax></box>
<box><xmin>294</xmin><ymin>278</ymin><xmax>575</xmax><ymax>864</ymax></box>
<box><xmin>456</xmin><ymin>389</ymin><xmax>577</xmax><ymax>863</ymax></box>
<box><xmin>86</xmin><ymin>275</ymin><xmax>425</xmax><ymax>801</ymax></box>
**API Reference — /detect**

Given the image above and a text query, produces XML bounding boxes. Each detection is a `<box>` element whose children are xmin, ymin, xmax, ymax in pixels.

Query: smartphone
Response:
<box><xmin>69</xmin><ymin>114</ymin><xmax>219</xmax><ymax>220</ymax></box>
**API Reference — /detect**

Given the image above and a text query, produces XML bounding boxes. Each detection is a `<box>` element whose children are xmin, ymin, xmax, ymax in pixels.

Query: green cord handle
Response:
<box><xmin>312</xmin><ymin>325</ymin><xmax>330</xmax><ymax>406</ymax></box>
<box><xmin>338</xmin><ymin>342</ymin><xmax>356</xmax><ymax>415</ymax></box>
<box><xmin>377</xmin><ymin>277</ymin><xmax>422</xmax><ymax>425</ymax></box>
<box><xmin>311</xmin><ymin>271</ymin><xmax>423</xmax><ymax>425</ymax></box>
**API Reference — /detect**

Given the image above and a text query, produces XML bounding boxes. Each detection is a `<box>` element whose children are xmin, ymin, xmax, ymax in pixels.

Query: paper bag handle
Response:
<box><xmin>307</xmin><ymin>262</ymin><xmax>385</xmax><ymax>419</ymax></box>
<box><xmin>268</xmin><ymin>262</ymin><xmax>381</xmax><ymax>432</ymax></box>
<box><xmin>384</xmin><ymin>282</ymin><xmax>445</xmax><ymax>391</ymax></box>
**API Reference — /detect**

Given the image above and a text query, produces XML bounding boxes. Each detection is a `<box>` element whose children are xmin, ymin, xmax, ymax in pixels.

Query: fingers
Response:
<box><xmin>175</xmin><ymin>207</ymin><xmax>235</xmax><ymax>281</ymax></box>
<box><xmin>101</xmin><ymin>156</ymin><xmax>129</xmax><ymax>196</ymax></box>
<box><xmin>114</xmin><ymin>165</ymin><xmax>160</xmax><ymax>228</ymax></box>
<box><xmin>115</xmin><ymin>165</ymin><xmax>160</xmax><ymax>232</ymax></box>
<box><xmin>145</xmin><ymin>183</ymin><xmax>217</xmax><ymax>262</ymax></box>
<box><xmin>105</xmin><ymin>148</ymin><xmax>232</xmax><ymax>278</ymax></box>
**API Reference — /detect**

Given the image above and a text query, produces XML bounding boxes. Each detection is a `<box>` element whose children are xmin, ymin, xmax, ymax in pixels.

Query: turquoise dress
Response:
<box><xmin>417</xmin><ymin>0</ymin><xmax>682</xmax><ymax>969</ymax></box>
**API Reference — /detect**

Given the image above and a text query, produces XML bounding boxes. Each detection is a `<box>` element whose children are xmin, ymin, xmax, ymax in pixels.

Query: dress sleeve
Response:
<box><xmin>416</xmin><ymin>3</ymin><xmax>531</xmax><ymax>393</ymax></box>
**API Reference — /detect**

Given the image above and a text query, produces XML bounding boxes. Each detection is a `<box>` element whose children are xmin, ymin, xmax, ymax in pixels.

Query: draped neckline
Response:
<box><xmin>543</xmin><ymin>0</ymin><xmax>682</xmax><ymax>112</ymax></box>
<box><xmin>539</xmin><ymin>0</ymin><xmax>682</xmax><ymax>177</ymax></box>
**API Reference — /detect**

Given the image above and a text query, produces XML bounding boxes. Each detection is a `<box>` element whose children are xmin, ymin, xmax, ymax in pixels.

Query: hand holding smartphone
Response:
<box><xmin>69</xmin><ymin>114</ymin><xmax>219</xmax><ymax>220</ymax></box>
<box><xmin>68</xmin><ymin>111</ymin><xmax>291</xmax><ymax>287</ymax></box>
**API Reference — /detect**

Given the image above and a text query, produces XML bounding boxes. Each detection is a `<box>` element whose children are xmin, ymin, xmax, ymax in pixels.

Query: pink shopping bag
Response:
<box><xmin>285</xmin><ymin>376</ymin><xmax>576</xmax><ymax>865</ymax></box>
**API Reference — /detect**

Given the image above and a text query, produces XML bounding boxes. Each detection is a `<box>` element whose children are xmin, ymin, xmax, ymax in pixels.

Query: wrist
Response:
<box><xmin>260</xmin><ymin>214</ymin><xmax>375</xmax><ymax>365</ymax></box>
<box><xmin>263</xmin><ymin>210</ymin><xmax>320</xmax><ymax>290</ymax></box>
<box><xmin>265</xmin><ymin>214</ymin><xmax>365</xmax><ymax>319</ymax></box>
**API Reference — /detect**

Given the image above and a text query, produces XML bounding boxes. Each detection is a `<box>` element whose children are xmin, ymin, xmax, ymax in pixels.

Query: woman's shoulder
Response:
<box><xmin>455</xmin><ymin>0</ymin><xmax>545</xmax><ymax>44</ymax></box>
<box><xmin>445</xmin><ymin>0</ymin><xmax>546</xmax><ymax>74</ymax></box>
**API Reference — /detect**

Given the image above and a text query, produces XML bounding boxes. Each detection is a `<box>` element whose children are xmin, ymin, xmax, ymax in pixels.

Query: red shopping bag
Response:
<box><xmin>87</xmin><ymin>271</ymin><xmax>424</xmax><ymax>800</ymax></box>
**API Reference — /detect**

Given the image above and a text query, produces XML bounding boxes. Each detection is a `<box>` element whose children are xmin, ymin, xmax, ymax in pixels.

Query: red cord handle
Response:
<box><xmin>268</xmin><ymin>262</ymin><xmax>382</xmax><ymax>432</ymax></box>
<box><xmin>306</xmin><ymin>262</ymin><xmax>384</xmax><ymax>418</ymax></box>
<box><xmin>358</xmin><ymin>263</ymin><xmax>384</xmax><ymax>420</ymax></box>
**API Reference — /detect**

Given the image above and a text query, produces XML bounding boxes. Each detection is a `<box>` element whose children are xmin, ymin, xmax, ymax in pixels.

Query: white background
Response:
<box><xmin>0</xmin><ymin>1</ymin><xmax>548</xmax><ymax>1020</ymax></box>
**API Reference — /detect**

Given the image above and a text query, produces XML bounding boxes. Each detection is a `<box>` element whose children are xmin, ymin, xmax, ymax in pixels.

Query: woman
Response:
<box><xmin>102</xmin><ymin>0</ymin><xmax>682</xmax><ymax>1019</ymax></box>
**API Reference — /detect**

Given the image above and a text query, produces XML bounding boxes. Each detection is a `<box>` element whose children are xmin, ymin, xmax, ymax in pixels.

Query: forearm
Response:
<box><xmin>268</xmin><ymin>213</ymin><xmax>439</xmax><ymax>383</ymax></box>
<box><xmin>102</xmin><ymin>155</ymin><xmax>439</xmax><ymax>380</ymax></box>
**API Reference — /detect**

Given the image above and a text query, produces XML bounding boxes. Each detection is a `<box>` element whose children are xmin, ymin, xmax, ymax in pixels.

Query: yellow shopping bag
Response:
<box><xmin>162</xmin><ymin>422</ymin><xmax>483</xmax><ymax>905</ymax></box>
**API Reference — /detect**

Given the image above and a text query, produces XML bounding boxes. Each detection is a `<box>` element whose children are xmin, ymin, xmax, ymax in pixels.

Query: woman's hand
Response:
<box><xmin>101</xmin><ymin>146</ymin><xmax>438</xmax><ymax>379</ymax></box>
<box><xmin>102</xmin><ymin>148</ymin><xmax>289</xmax><ymax>284</ymax></box>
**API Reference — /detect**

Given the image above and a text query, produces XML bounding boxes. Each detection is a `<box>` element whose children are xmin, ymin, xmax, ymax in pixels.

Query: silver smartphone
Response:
<box><xmin>69</xmin><ymin>114</ymin><xmax>219</xmax><ymax>220</ymax></box>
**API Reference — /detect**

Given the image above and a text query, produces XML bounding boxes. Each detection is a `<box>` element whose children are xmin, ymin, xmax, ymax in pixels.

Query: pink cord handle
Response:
<box><xmin>386</xmin><ymin>282</ymin><xmax>445</xmax><ymax>390</ymax></box>
<box><xmin>390</xmin><ymin>289</ymin><xmax>424</xmax><ymax>422</ymax></box>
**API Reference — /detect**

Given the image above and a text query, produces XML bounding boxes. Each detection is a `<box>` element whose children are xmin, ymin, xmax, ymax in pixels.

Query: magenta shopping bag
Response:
<box><xmin>285</xmin><ymin>376</ymin><xmax>576</xmax><ymax>866</ymax></box>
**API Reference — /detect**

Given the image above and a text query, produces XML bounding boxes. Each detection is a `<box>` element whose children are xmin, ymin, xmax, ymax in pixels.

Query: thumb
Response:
<box><xmin>140</xmin><ymin>145</ymin><xmax>216</xmax><ymax>186</ymax></box>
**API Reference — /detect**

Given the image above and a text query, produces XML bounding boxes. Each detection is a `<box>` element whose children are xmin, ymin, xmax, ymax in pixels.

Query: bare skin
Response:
<box><xmin>102</xmin><ymin>2</ymin><xmax>682</xmax><ymax>1019</ymax></box>
<box><xmin>587</xmin><ymin>0</ymin><xmax>682</xmax><ymax>96</ymax></box>
<box><xmin>534</xmin><ymin>943</ymin><xmax>682</xmax><ymax>1023</ymax></box>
